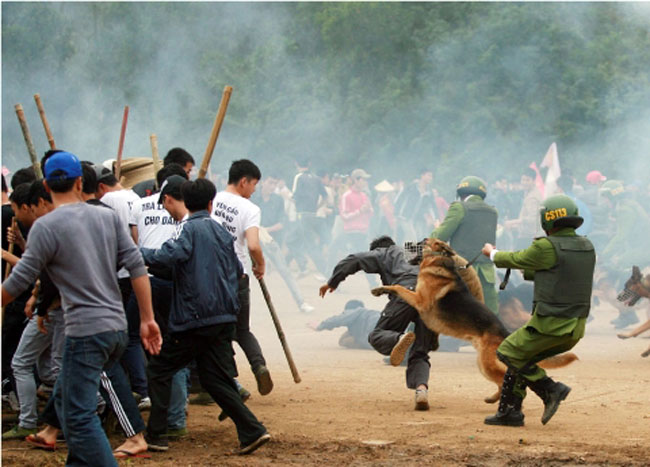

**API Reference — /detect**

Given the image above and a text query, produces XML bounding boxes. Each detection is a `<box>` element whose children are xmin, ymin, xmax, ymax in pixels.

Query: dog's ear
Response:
<box><xmin>632</xmin><ymin>266</ymin><xmax>642</xmax><ymax>281</ymax></box>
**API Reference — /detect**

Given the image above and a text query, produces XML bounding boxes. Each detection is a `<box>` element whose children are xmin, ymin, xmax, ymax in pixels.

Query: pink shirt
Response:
<box><xmin>340</xmin><ymin>188</ymin><xmax>373</xmax><ymax>232</ymax></box>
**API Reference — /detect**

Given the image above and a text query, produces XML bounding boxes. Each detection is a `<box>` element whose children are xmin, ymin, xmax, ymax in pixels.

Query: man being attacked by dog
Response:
<box><xmin>319</xmin><ymin>236</ymin><xmax>438</xmax><ymax>411</ymax></box>
<box><xmin>430</xmin><ymin>175</ymin><xmax>499</xmax><ymax>315</ymax></box>
<box><xmin>481</xmin><ymin>194</ymin><xmax>596</xmax><ymax>427</ymax></box>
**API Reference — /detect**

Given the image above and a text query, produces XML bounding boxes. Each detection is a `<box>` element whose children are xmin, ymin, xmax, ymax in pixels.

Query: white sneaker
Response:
<box><xmin>414</xmin><ymin>389</ymin><xmax>429</xmax><ymax>411</ymax></box>
<box><xmin>300</xmin><ymin>302</ymin><xmax>315</xmax><ymax>313</ymax></box>
<box><xmin>138</xmin><ymin>396</ymin><xmax>151</xmax><ymax>411</ymax></box>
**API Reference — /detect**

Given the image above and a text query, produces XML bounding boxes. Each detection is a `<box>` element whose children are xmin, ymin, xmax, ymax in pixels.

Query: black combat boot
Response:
<box><xmin>527</xmin><ymin>376</ymin><xmax>571</xmax><ymax>425</ymax></box>
<box><xmin>484</xmin><ymin>369</ymin><xmax>524</xmax><ymax>427</ymax></box>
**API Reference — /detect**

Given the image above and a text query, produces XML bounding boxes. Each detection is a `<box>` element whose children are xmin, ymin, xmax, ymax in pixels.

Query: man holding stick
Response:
<box><xmin>212</xmin><ymin>159</ymin><xmax>273</xmax><ymax>395</ymax></box>
<box><xmin>1</xmin><ymin>152</ymin><xmax>161</xmax><ymax>466</ymax></box>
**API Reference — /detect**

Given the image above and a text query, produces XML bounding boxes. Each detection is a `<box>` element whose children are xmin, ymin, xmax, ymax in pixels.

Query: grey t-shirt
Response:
<box><xmin>3</xmin><ymin>202</ymin><xmax>147</xmax><ymax>337</ymax></box>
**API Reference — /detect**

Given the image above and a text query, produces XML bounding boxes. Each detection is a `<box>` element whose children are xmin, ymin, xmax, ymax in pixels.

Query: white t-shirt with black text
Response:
<box><xmin>212</xmin><ymin>190</ymin><xmax>261</xmax><ymax>273</ymax></box>
<box><xmin>101</xmin><ymin>188</ymin><xmax>141</xmax><ymax>279</ymax></box>
<box><xmin>129</xmin><ymin>193</ymin><xmax>178</xmax><ymax>248</ymax></box>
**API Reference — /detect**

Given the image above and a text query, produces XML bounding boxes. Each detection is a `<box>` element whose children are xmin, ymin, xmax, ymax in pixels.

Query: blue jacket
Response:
<box><xmin>141</xmin><ymin>210</ymin><xmax>242</xmax><ymax>334</ymax></box>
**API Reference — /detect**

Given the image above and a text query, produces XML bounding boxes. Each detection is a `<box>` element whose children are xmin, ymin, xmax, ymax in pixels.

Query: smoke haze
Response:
<box><xmin>2</xmin><ymin>2</ymin><xmax>650</xmax><ymax>197</ymax></box>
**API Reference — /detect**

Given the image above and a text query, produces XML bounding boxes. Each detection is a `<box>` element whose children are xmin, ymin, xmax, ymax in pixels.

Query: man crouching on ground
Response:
<box><xmin>141</xmin><ymin>178</ymin><xmax>271</xmax><ymax>455</ymax></box>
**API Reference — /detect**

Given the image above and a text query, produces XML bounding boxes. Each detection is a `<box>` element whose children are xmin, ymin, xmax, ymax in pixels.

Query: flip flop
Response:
<box><xmin>25</xmin><ymin>434</ymin><xmax>56</xmax><ymax>451</ymax></box>
<box><xmin>113</xmin><ymin>449</ymin><xmax>152</xmax><ymax>459</ymax></box>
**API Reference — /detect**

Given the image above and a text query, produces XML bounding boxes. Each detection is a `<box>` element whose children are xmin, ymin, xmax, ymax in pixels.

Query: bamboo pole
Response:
<box><xmin>257</xmin><ymin>275</ymin><xmax>301</xmax><ymax>384</ymax></box>
<box><xmin>114</xmin><ymin>106</ymin><xmax>129</xmax><ymax>180</ymax></box>
<box><xmin>4</xmin><ymin>218</ymin><xmax>17</xmax><ymax>281</ymax></box>
<box><xmin>198</xmin><ymin>85</ymin><xmax>233</xmax><ymax>179</ymax></box>
<box><xmin>33</xmin><ymin>94</ymin><xmax>56</xmax><ymax>149</ymax></box>
<box><xmin>150</xmin><ymin>134</ymin><xmax>162</xmax><ymax>190</ymax></box>
<box><xmin>14</xmin><ymin>104</ymin><xmax>43</xmax><ymax>179</ymax></box>
<box><xmin>2</xmin><ymin>218</ymin><xmax>18</xmax><ymax>324</ymax></box>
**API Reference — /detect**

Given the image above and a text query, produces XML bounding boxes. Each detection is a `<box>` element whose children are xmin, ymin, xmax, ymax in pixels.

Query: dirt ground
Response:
<box><xmin>2</xmin><ymin>271</ymin><xmax>650</xmax><ymax>466</ymax></box>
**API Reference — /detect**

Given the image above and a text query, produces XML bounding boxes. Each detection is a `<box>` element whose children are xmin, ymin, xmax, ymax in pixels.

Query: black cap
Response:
<box><xmin>158</xmin><ymin>175</ymin><xmax>186</xmax><ymax>204</ymax></box>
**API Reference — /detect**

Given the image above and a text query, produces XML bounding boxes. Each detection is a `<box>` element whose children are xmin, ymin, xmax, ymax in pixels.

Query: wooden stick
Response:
<box><xmin>114</xmin><ymin>106</ymin><xmax>129</xmax><ymax>180</ymax></box>
<box><xmin>198</xmin><ymin>85</ymin><xmax>233</xmax><ymax>179</ymax></box>
<box><xmin>2</xmin><ymin>218</ymin><xmax>18</xmax><ymax>325</ymax></box>
<box><xmin>150</xmin><ymin>134</ymin><xmax>162</xmax><ymax>191</ymax></box>
<box><xmin>4</xmin><ymin>218</ymin><xmax>17</xmax><ymax>281</ymax></box>
<box><xmin>14</xmin><ymin>104</ymin><xmax>43</xmax><ymax>179</ymax></box>
<box><xmin>33</xmin><ymin>94</ymin><xmax>56</xmax><ymax>149</ymax></box>
<box><xmin>257</xmin><ymin>275</ymin><xmax>301</xmax><ymax>384</ymax></box>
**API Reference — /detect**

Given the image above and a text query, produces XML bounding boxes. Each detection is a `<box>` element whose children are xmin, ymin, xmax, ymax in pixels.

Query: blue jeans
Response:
<box><xmin>55</xmin><ymin>330</ymin><xmax>128</xmax><ymax>467</ymax></box>
<box><xmin>12</xmin><ymin>308</ymin><xmax>65</xmax><ymax>429</ymax></box>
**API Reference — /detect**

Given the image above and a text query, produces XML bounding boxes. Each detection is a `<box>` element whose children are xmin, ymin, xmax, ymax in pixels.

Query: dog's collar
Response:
<box><xmin>422</xmin><ymin>250</ymin><xmax>452</xmax><ymax>258</ymax></box>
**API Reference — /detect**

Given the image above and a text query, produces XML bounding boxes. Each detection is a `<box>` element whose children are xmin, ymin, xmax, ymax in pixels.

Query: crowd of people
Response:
<box><xmin>2</xmin><ymin>146</ymin><xmax>649</xmax><ymax>461</ymax></box>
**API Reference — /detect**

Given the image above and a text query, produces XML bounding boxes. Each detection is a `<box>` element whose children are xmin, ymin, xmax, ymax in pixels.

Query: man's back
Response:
<box><xmin>293</xmin><ymin>172</ymin><xmax>326</xmax><ymax>213</ymax></box>
<box><xmin>3</xmin><ymin>203</ymin><xmax>146</xmax><ymax>337</ymax></box>
<box><xmin>143</xmin><ymin>211</ymin><xmax>242</xmax><ymax>334</ymax></box>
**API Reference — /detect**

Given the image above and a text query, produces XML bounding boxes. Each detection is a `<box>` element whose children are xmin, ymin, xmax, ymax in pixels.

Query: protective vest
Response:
<box><xmin>533</xmin><ymin>235</ymin><xmax>595</xmax><ymax>318</ymax></box>
<box><xmin>450</xmin><ymin>199</ymin><xmax>497</xmax><ymax>264</ymax></box>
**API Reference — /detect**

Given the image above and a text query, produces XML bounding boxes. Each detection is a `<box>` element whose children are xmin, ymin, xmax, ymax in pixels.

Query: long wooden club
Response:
<box><xmin>33</xmin><ymin>94</ymin><xmax>56</xmax><ymax>150</ymax></box>
<box><xmin>114</xmin><ymin>106</ymin><xmax>129</xmax><ymax>180</ymax></box>
<box><xmin>198</xmin><ymin>85</ymin><xmax>232</xmax><ymax>179</ymax></box>
<box><xmin>15</xmin><ymin>104</ymin><xmax>43</xmax><ymax>179</ymax></box>
<box><xmin>150</xmin><ymin>134</ymin><xmax>162</xmax><ymax>190</ymax></box>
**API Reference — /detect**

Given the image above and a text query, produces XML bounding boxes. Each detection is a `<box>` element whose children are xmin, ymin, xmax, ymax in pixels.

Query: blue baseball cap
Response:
<box><xmin>44</xmin><ymin>151</ymin><xmax>82</xmax><ymax>182</ymax></box>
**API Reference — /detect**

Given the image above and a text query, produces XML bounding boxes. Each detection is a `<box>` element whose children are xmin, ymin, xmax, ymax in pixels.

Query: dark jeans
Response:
<box><xmin>121</xmin><ymin>292</ymin><xmax>148</xmax><ymax>397</ymax></box>
<box><xmin>2</xmin><ymin>300</ymin><xmax>28</xmax><ymax>392</ymax></box>
<box><xmin>147</xmin><ymin>323</ymin><xmax>266</xmax><ymax>446</ymax></box>
<box><xmin>236</xmin><ymin>275</ymin><xmax>266</xmax><ymax>372</ymax></box>
<box><xmin>368</xmin><ymin>297</ymin><xmax>437</xmax><ymax>389</ymax></box>
<box><xmin>55</xmin><ymin>330</ymin><xmax>129</xmax><ymax>467</ymax></box>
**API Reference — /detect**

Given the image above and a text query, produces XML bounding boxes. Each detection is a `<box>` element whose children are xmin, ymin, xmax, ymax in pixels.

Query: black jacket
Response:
<box><xmin>328</xmin><ymin>245</ymin><xmax>418</xmax><ymax>289</ymax></box>
<box><xmin>141</xmin><ymin>210</ymin><xmax>243</xmax><ymax>334</ymax></box>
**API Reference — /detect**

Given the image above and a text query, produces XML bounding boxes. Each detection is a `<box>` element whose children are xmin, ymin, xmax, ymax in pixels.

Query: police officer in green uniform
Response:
<box><xmin>481</xmin><ymin>194</ymin><xmax>596</xmax><ymax>427</ymax></box>
<box><xmin>430</xmin><ymin>176</ymin><xmax>499</xmax><ymax>314</ymax></box>
<box><xmin>599</xmin><ymin>180</ymin><xmax>650</xmax><ymax>329</ymax></box>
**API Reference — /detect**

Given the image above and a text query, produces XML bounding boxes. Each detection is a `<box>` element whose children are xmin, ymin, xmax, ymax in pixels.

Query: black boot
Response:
<box><xmin>527</xmin><ymin>377</ymin><xmax>571</xmax><ymax>425</ymax></box>
<box><xmin>484</xmin><ymin>369</ymin><xmax>524</xmax><ymax>427</ymax></box>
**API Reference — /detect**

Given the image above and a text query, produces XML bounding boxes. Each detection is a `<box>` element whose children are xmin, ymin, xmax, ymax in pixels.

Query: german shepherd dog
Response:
<box><xmin>617</xmin><ymin>266</ymin><xmax>650</xmax><ymax>357</ymax></box>
<box><xmin>372</xmin><ymin>238</ymin><xmax>578</xmax><ymax>403</ymax></box>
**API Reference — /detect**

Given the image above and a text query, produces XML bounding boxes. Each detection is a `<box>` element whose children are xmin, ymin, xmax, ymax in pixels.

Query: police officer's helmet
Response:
<box><xmin>539</xmin><ymin>194</ymin><xmax>583</xmax><ymax>232</ymax></box>
<box><xmin>598</xmin><ymin>179</ymin><xmax>625</xmax><ymax>200</ymax></box>
<box><xmin>456</xmin><ymin>176</ymin><xmax>487</xmax><ymax>199</ymax></box>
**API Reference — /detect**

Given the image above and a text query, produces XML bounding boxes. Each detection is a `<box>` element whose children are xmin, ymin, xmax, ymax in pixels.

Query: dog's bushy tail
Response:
<box><xmin>538</xmin><ymin>352</ymin><xmax>579</xmax><ymax>369</ymax></box>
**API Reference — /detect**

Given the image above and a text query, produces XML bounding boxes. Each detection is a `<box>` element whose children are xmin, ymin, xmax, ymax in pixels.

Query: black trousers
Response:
<box><xmin>146</xmin><ymin>323</ymin><xmax>266</xmax><ymax>446</ymax></box>
<box><xmin>368</xmin><ymin>297</ymin><xmax>437</xmax><ymax>389</ymax></box>
<box><xmin>236</xmin><ymin>275</ymin><xmax>266</xmax><ymax>372</ymax></box>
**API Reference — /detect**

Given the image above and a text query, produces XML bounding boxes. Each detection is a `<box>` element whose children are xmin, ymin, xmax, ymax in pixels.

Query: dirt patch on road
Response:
<box><xmin>3</xmin><ymin>273</ymin><xmax>649</xmax><ymax>465</ymax></box>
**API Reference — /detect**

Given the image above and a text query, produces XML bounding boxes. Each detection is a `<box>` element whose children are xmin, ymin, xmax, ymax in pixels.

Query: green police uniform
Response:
<box><xmin>431</xmin><ymin>195</ymin><xmax>499</xmax><ymax>314</ymax></box>
<box><xmin>601</xmin><ymin>197</ymin><xmax>650</xmax><ymax>267</ymax></box>
<box><xmin>493</xmin><ymin>228</ymin><xmax>595</xmax><ymax>394</ymax></box>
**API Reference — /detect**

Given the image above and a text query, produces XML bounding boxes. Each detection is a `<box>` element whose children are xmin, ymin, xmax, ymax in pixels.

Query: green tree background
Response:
<box><xmin>3</xmin><ymin>2</ymin><xmax>649</xmax><ymax>195</ymax></box>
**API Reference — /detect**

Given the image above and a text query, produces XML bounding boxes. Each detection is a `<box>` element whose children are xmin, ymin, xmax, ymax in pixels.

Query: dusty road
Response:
<box><xmin>3</xmin><ymin>271</ymin><xmax>649</xmax><ymax>465</ymax></box>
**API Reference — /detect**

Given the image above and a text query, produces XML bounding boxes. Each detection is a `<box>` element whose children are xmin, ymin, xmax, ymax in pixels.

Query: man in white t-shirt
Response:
<box><xmin>212</xmin><ymin>159</ymin><xmax>273</xmax><ymax>396</ymax></box>
<box><xmin>96</xmin><ymin>167</ymin><xmax>142</xmax><ymax>305</ymax></box>
<box><xmin>125</xmin><ymin>166</ymin><xmax>187</xmax><ymax>418</ymax></box>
